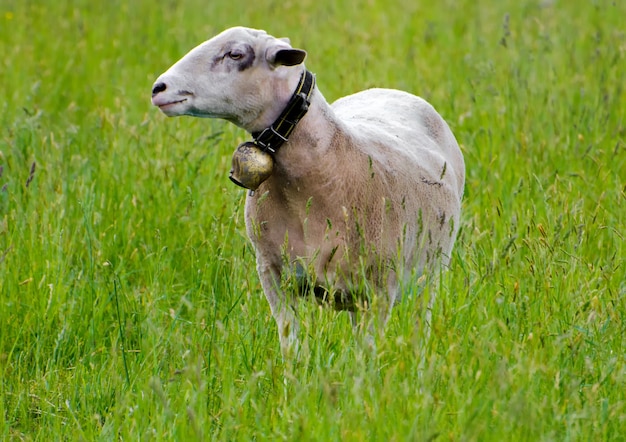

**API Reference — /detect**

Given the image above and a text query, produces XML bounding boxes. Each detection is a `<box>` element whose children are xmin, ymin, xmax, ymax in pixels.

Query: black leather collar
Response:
<box><xmin>251</xmin><ymin>70</ymin><xmax>316</xmax><ymax>154</ymax></box>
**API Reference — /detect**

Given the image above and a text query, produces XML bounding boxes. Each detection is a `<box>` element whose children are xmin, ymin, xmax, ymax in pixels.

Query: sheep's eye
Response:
<box><xmin>228</xmin><ymin>51</ymin><xmax>243</xmax><ymax>60</ymax></box>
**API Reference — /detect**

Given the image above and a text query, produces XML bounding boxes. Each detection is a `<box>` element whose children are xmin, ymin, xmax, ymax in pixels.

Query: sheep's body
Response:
<box><xmin>152</xmin><ymin>27</ymin><xmax>465</xmax><ymax>356</ymax></box>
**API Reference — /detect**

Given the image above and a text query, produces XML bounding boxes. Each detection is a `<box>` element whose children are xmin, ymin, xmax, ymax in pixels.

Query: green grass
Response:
<box><xmin>1</xmin><ymin>0</ymin><xmax>625</xmax><ymax>440</ymax></box>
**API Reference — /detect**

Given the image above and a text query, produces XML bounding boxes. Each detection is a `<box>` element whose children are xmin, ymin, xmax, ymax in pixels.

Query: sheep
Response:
<box><xmin>151</xmin><ymin>26</ymin><xmax>465</xmax><ymax>358</ymax></box>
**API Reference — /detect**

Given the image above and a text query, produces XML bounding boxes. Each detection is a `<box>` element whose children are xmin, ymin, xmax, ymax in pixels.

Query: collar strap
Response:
<box><xmin>252</xmin><ymin>70</ymin><xmax>316</xmax><ymax>154</ymax></box>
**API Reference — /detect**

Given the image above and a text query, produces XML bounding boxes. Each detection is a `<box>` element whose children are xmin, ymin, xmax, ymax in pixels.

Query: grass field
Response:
<box><xmin>1</xmin><ymin>0</ymin><xmax>625</xmax><ymax>440</ymax></box>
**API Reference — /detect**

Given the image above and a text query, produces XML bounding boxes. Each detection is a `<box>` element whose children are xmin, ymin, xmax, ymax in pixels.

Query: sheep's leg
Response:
<box><xmin>274</xmin><ymin>307</ymin><xmax>300</xmax><ymax>359</ymax></box>
<box><xmin>350</xmin><ymin>271</ymin><xmax>399</xmax><ymax>352</ymax></box>
<box><xmin>348</xmin><ymin>311</ymin><xmax>358</xmax><ymax>327</ymax></box>
<box><xmin>372</xmin><ymin>274</ymin><xmax>400</xmax><ymax>344</ymax></box>
<box><xmin>371</xmin><ymin>270</ymin><xmax>399</xmax><ymax>332</ymax></box>
<box><xmin>422</xmin><ymin>288</ymin><xmax>434</xmax><ymax>341</ymax></box>
<box><xmin>257</xmin><ymin>262</ymin><xmax>300</xmax><ymax>359</ymax></box>
<box><xmin>418</xmin><ymin>269</ymin><xmax>439</xmax><ymax>341</ymax></box>
<box><xmin>351</xmin><ymin>297</ymin><xmax>394</xmax><ymax>354</ymax></box>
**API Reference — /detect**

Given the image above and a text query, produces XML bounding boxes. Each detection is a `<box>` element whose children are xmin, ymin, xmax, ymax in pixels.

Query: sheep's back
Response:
<box><xmin>331</xmin><ymin>88</ymin><xmax>465</xmax><ymax>201</ymax></box>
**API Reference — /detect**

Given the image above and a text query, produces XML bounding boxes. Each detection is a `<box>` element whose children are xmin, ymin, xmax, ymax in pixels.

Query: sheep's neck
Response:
<box><xmin>251</xmin><ymin>70</ymin><xmax>316</xmax><ymax>154</ymax></box>
<box><xmin>272</xmin><ymin>87</ymin><xmax>350</xmax><ymax>182</ymax></box>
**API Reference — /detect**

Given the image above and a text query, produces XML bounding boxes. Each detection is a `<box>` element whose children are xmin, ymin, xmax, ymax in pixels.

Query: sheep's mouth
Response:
<box><xmin>156</xmin><ymin>98</ymin><xmax>187</xmax><ymax>110</ymax></box>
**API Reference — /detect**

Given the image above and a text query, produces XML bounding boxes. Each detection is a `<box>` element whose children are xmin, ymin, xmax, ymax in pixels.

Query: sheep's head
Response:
<box><xmin>151</xmin><ymin>27</ymin><xmax>307</xmax><ymax>132</ymax></box>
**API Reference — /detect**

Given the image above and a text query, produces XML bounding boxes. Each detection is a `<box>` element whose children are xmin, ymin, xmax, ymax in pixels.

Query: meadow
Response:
<box><xmin>1</xmin><ymin>0</ymin><xmax>624</xmax><ymax>440</ymax></box>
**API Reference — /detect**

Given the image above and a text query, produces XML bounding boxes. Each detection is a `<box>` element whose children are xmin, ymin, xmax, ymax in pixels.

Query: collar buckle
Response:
<box><xmin>252</xmin><ymin>70</ymin><xmax>316</xmax><ymax>155</ymax></box>
<box><xmin>255</xmin><ymin>126</ymin><xmax>289</xmax><ymax>153</ymax></box>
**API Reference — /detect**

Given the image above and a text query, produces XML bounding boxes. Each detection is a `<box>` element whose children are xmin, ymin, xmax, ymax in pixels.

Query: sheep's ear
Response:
<box><xmin>267</xmin><ymin>46</ymin><xmax>307</xmax><ymax>67</ymax></box>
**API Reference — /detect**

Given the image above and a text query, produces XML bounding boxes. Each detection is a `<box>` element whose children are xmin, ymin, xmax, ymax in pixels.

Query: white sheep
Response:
<box><xmin>151</xmin><ymin>27</ymin><xmax>465</xmax><ymax>357</ymax></box>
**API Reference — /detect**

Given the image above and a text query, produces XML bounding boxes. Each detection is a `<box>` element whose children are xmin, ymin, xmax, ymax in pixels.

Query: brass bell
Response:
<box><xmin>229</xmin><ymin>142</ymin><xmax>274</xmax><ymax>191</ymax></box>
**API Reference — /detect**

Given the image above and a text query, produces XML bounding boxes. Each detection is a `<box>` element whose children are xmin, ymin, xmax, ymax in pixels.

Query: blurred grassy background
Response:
<box><xmin>1</xmin><ymin>0</ymin><xmax>624</xmax><ymax>440</ymax></box>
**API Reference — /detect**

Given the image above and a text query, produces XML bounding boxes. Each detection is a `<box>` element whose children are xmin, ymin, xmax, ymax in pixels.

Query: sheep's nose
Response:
<box><xmin>152</xmin><ymin>82</ymin><xmax>167</xmax><ymax>96</ymax></box>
